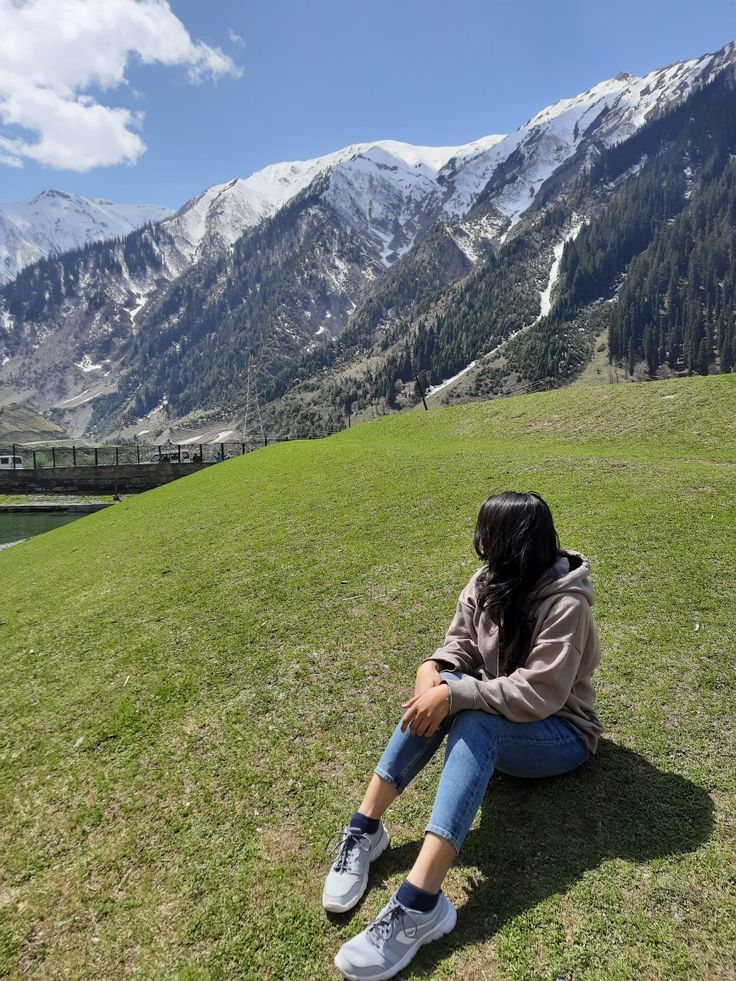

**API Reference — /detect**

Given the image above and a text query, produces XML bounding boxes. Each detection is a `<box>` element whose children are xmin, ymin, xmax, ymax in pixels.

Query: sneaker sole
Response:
<box><xmin>333</xmin><ymin>898</ymin><xmax>457</xmax><ymax>980</ymax></box>
<box><xmin>322</xmin><ymin>828</ymin><xmax>391</xmax><ymax>913</ymax></box>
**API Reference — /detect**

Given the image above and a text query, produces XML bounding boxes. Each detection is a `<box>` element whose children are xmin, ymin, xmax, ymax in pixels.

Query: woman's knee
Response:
<box><xmin>450</xmin><ymin>708</ymin><xmax>506</xmax><ymax>741</ymax></box>
<box><xmin>443</xmin><ymin>711</ymin><xmax>503</xmax><ymax>781</ymax></box>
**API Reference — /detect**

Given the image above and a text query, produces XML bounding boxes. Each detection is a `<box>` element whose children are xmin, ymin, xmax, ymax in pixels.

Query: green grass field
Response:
<box><xmin>1</xmin><ymin>374</ymin><xmax>735</xmax><ymax>979</ymax></box>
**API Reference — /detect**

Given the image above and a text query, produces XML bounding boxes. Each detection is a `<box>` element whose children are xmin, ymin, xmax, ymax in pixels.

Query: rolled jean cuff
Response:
<box><xmin>373</xmin><ymin>766</ymin><xmax>403</xmax><ymax>792</ymax></box>
<box><xmin>425</xmin><ymin>822</ymin><xmax>462</xmax><ymax>855</ymax></box>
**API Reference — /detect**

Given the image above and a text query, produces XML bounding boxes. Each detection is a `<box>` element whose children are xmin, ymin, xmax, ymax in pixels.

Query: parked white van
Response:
<box><xmin>0</xmin><ymin>454</ymin><xmax>24</xmax><ymax>469</ymax></box>
<box><xmin>148</xmin><ymin>449</ymin><xmax>194</xmax><ymax>464</ymax></box>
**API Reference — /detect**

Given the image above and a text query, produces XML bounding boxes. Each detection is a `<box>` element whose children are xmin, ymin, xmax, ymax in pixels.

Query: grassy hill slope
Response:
<box><xmin>1</xmin><ymin>374</ymin><xmax>735</xmax><ymax>979</ymax></box>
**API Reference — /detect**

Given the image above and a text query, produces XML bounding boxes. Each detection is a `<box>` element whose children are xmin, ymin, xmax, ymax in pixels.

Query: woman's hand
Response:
<box><xmin>414</xmin><ymin>661</ymin><xmax>442</xmax><ymax>698</ymax></box>
<box><xmin>401</xmin><ymin>684</ymin><xmax>450</xmax><ymax>738</ymax></box>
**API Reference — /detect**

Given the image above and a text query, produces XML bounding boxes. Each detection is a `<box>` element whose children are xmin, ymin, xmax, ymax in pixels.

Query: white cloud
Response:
<box><xmin>0</xmin><ymin>0</ymin><xmax>242</xmax><ymax>172</ymax></box>
<box><xmin>228</xmin><ymin>29</ymin><xmax>245</xmax><ymax>46</ymax></box>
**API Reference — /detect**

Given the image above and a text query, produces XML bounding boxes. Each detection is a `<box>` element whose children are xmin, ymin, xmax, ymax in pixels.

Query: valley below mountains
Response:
<box><xmin>1</xmin><ymin>40</ymin><xmax>735</xmax><ymax>442</ymax></box>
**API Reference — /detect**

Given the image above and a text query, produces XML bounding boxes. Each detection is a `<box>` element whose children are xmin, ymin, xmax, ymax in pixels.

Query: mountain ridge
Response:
<box><xmin>1</xmin><ymin>39</ymin><xmax>735</xmax><ymax>439</ymax></box>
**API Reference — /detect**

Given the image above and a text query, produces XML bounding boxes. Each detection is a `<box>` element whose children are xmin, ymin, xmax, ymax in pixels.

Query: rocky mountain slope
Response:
<box><xmin>1</xmin><ymin>40</ymin><xmax>734</xmax><ymax>440</ymax></box>
<box><xmin>0</xmin><ymin>402</ymin><xmax>65</xmax><ymax>443</ymax></box>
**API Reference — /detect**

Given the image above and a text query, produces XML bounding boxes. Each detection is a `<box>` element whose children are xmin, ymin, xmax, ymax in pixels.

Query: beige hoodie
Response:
<box><xmin>422</xmin><ymin>550</ymin><xmax>604</xmax><ymax>754</ymax></box>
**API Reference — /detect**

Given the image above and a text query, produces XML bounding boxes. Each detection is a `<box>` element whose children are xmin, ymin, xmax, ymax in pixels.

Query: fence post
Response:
<box><xmin>73</xmin><ymin>445</ymin><xmax>77</xmax><ymax>467</ymax></box>
<box><xmin>199</xmin><ymin>443</ymin><xmax>203</xmax><ymax>464</ymax></box>
<box><xmin>220</xmin><ymin>443</ymin><xmax>225</xmax><ymax>461</ymax></box>
<box><xmin>137</xmin><ymin>445</ymin><xmax>140</xmax><ymax>465</ymax></box>
<box><xmin>264</xmin><ymin>435</ymin><xmax>268</xmax><ymax>447</ymax></box>
<box><xmin>52</xmin><ymin>446</ymin><xmax>56</xmax><ymax>468</ymax></box>
<box><xmin>177</xmin><ymin>444</ymin><xmax>181</xmax><ymax>464</ymax></box>
<box><xmin>12</xmin><ymin>443</ymin><xmax>17</xmax><ymax>469</ymax></box>
<box><xmin>94</xmin><ymin>447</ymin><xmax>98</xmax><ymax>467</ymax></box>
<box><xmin>33</xmin><ymin>450</ymin><xmax>37</xmax><ymax>469</ymax></box>
<box><xmin>241</xmin><ymin>442</ymin><xmax>245</xmax><ymax>456</ymax></box>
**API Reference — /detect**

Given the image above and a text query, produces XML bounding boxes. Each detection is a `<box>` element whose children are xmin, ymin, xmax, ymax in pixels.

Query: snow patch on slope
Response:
<box><xmin>425</xmin><ymin>360</ymin><xmax>479</xmax><ymax>397</ymax></box>
<box><xmin>539</xmin><ymin>221</ymin><xmax>584</xmax><ymax>317</ymax></box>
<box><xmin>75</xmin><ymin>355</ymin><xmax>104</xmax><ymax>373</ymax></box>
<box><xmin>426</xmin><ymin>222</ymin><xmax>586</xmax><ymax>400</ymax></box>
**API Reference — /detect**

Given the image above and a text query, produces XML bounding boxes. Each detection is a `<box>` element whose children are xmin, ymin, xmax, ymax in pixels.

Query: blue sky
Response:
<box><xmin>1</xmin><ymin>0</ymin><xmax>735</xmax><ymax>209</ymax></box>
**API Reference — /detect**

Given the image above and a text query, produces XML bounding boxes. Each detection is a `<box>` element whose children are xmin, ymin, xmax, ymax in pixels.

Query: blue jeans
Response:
<box><xmin>374</xmin><ymin>671</ymin><xmax>590</xmax><ymax>853</ymax></box>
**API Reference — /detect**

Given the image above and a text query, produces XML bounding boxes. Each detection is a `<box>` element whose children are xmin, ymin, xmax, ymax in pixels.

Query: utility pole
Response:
<box><xmin>242</xmin><ymin>352</ymin><xmax>266</xmax><ymax>451</ymax></box>
<box><xmin>414</xmin><ymin>373</ymin><xmax>429</xmax><ymax>411</ymax></box>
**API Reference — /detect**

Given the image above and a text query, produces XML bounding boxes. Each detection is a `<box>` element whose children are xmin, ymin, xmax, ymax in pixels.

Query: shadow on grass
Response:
<box><xmin>359</xmin><ymin>740</ymin><xmax>714</xmax><ymax>977</ymax></box>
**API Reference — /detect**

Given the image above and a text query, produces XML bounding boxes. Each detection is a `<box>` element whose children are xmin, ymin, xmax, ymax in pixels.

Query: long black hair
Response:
<box><xmin>474</xmin><ymin>491</ymin><xmax>560</xmax><ymax>676</ymax></box>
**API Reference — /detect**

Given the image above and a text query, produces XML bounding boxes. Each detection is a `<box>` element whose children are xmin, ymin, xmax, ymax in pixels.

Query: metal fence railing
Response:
<box><xmin>0</xmin><ymin>433</ymin><xmax>346</xmax><ymax>471</ymax></box>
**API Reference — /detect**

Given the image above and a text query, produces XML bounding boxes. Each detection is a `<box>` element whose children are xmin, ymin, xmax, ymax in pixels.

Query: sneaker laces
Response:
<box><xmin>366</xmin><ymin>899</ymin><xmax>418</xmax><ymax>949</ymax></box>
<box><xmin>325</xmin><ymin>828</ymin><xmax>373</xmax><ymax>874</ymax></box>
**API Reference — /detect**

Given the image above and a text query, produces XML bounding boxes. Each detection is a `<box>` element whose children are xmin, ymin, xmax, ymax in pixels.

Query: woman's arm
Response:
<box><xmin>442</xmin><ymin>595</ymin><xmax>590</xmax><ymax>721</ymax></box>
<box><xmin>413</xmin><ymin>659</ymin><xmax>443</xmax><ymax>697</ymax></box>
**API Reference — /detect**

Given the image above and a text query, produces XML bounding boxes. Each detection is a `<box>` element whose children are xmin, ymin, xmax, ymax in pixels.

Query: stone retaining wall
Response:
<box><xmin>0</xmin><ymin>462</ymin><xmax>213</xmax><ymax>495</ymax></box>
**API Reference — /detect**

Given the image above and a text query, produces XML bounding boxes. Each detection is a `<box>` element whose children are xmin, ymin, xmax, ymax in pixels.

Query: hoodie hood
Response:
<box><xmin>529</xmin><ymin>549</ymin><xmax>595</xmax><ymax>606</ymax></box>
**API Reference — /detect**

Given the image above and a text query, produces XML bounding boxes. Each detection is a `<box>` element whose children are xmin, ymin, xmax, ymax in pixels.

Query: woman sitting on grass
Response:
<box><xmin>324</xmin><ymin>491</ymin><xmax>603</xmax><ymax>981</ymax></box>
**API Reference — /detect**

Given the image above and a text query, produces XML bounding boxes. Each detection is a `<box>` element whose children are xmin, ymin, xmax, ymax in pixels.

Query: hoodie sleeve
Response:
<box><xmin>419</xmin><ymin>574</ymin><xmax>483</xmax><ymax>674</ymax></box>
<box><xmin>443</xmin><ymin>595</ymin><xmax>589</xmax><ymax>720</ymax></box>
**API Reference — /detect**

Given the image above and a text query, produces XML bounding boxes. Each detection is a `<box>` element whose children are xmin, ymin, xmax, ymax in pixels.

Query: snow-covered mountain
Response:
<box><xmin>149</xmin><ymin>140</ymin><xmax>473</xmax><ymax>274</ymax></box>
<box><xmin>1</xmin><ymin>39</ymin><xmax>735</xmax><ymax>439</ymax></box>
<box><xmin>436</xmin><ymin>39</ymin><xmax>736</xmax><ymax>228</ymax></box>
<box><xmin>182</xmin><ymin>35</ymin><xmax>735</xmax><ymax>260</ymax></box>
<box><xmin>0</xmin><ymin>190</ymin><xmax>172</xmax><ymax>284</ymax></box>
<box><xmin>143</xmin><ymin>34</ymin><xmax>735</xmax><ymax>277</ymax></box>
<box><xmin>4</xmin><ymin>39</ymin><xmax>734</xmax><ymax>288</ymax></box>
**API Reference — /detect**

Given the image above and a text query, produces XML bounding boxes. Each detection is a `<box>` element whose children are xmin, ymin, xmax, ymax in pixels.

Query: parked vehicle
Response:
<box><xmin>147</xmin><ymin>449</ymin><xmax>194</xmax><ymax>464</ymax></box>
<box><xmin>0</xmin><ymin>454</ymin><xmax>24</xmax><ymax>469</ymax></box>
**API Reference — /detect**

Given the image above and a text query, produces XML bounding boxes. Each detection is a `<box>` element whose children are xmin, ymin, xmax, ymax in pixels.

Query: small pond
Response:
<box><xmin>0</xmin><ymin>511</ymin><xmax>84</xmax><ymax>546</ymax></box>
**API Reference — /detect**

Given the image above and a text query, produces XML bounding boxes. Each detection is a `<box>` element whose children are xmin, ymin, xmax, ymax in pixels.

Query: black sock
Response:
<box><xmin>396</xmin><ymin>878</ymin><xmax>440</xmax><ymax>913</ymax></box>
<box><xmin>349</xmin><ymin>811</ymin><xmax>379</xmax><ymax>835</ymax></box>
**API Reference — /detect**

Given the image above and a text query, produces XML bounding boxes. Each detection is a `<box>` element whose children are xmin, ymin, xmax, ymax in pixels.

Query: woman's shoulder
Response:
<box><xmin>457</xmin><ymin>566</ymin><xmax>486</xmax><ymax>603</ymax></box>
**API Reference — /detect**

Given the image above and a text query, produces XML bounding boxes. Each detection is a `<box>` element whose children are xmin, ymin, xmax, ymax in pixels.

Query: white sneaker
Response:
<box><xmin>334</xmin><ymin>891</ymin><xmax>457</xmax><ymax>980</ymax></box>
<box><xmin>322</xmin><ymin>822</ymin><xmax>390</xmax><ymax>913</ymax></box>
